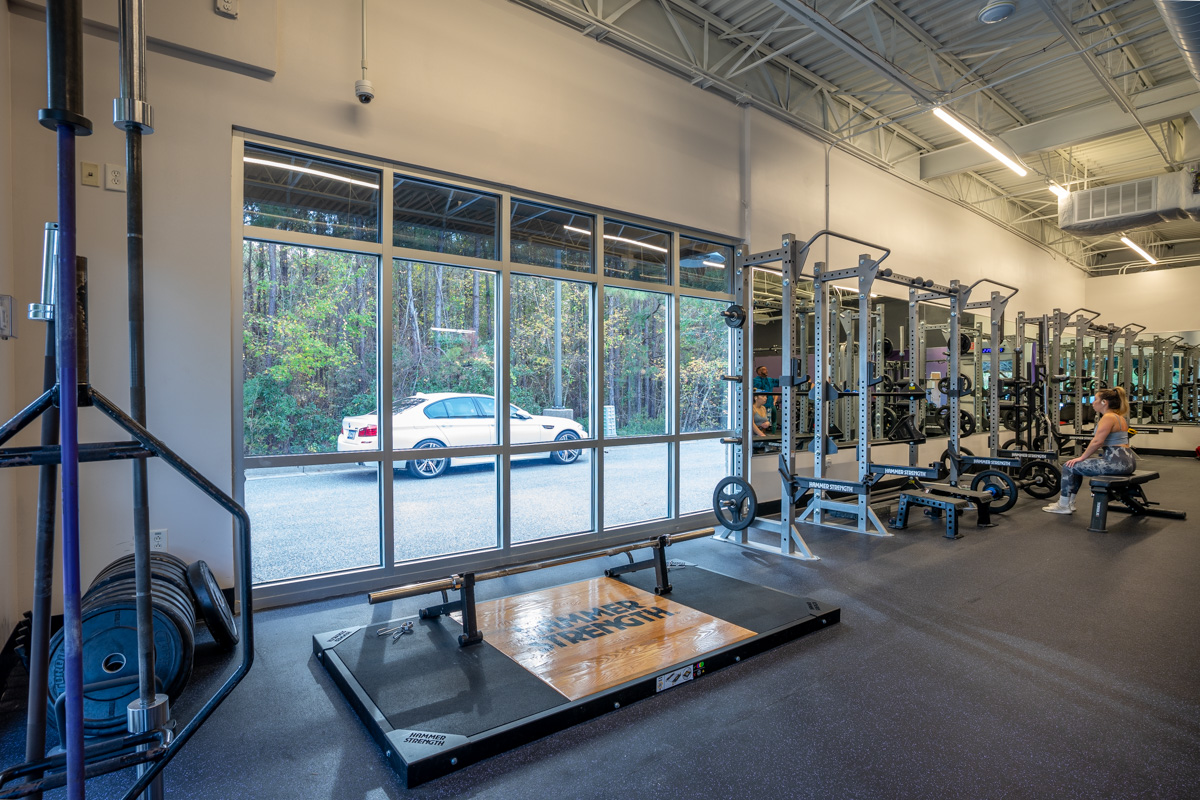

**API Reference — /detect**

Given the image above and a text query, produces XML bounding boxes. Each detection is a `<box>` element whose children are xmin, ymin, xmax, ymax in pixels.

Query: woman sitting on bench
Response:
<box><xmin>1044</xmin><ymin>386</ymin><xmax>1135</xmax><ymax>514</ymax></box>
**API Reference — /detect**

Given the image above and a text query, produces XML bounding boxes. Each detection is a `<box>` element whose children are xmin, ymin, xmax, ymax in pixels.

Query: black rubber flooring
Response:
<box><xmin>2</xmin><ymin>454</ymin><xmax>1198</xmax><ymax>799</ymax></box>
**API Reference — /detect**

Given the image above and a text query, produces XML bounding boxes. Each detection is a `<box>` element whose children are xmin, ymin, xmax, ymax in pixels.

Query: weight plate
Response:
<box><xmin>938</xmin><ymin>446</ymin><xmax>974</xmax><ymax>480</ymax></box>
<box><xmin>959</xmin><ymin>409</ymin><xmax>977</xmax><ymax>437</ymax></box>
<box><xmin>84</xmin><ymin>573</ymin><xmax>197</xmax><ymax>635</ymax></box>
<box><xmin>722</xmin><ymin>303</ymin><xmax>746</xmax><ymax>329</ymax></box>
<box><xmin>88</xmin><ymin>553</ymin><xmax>191</xmax><ymax>593</ymax></box>
<box><xmin>187</xmin><ymin>560</ymin><xmax>239</xmax><ymax>651</ymax></box>
<box><xmin>712</xmin><ymin>476</ymin><xmax>758</xmax><ymax>532</ymax></box>
<box><xmin>87</xmin><ymin>562</ymin><xmax>193</xmax><ymax>602</ymax></box>
<box><xmin>47</xmin><ymin>603</ymin><xmax>193</xmax><ymax>736</ymax></box>
<box><xmin>970</xmin><ymin>469</ymin><xmax>1019</xmax><ymax>514</ymax></box>
<box><xmin>84</xmin><ymin>572</ymin><xmax>196</xmax><ymax>625</ymax></box>
<box><xmin>1018</xmin><ymin>461</ymin><xmax>1061</xmax><ymax>499</ymax></box>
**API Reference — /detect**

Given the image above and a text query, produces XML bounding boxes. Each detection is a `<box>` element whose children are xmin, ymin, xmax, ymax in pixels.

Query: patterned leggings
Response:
<box><xmin>1060</xmin><ymin>446</ymin><xmax>1136</xmax><ymax>497</ymax></box>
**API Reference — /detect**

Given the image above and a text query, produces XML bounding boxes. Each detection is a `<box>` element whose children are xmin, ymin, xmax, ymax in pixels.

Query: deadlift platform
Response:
<box><xmin>313</xmin><ymin>566</ymin><xmax>839</xmax><ymax>787</ymax></box>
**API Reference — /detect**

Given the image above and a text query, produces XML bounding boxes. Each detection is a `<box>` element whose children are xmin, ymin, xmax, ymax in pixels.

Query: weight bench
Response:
<box><xmin>889</xmin><ymin>484</ymin><xmax>995</xmax><ymax>539</ymax></box>
<box><xmin>1086</xmin><ymin>471</ymin><xmax>1187</xmax><ymax>533</ymax></box>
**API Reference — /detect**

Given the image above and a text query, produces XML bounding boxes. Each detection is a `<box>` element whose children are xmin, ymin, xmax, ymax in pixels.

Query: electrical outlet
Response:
<box><xmin>0</xmin><ymin>295</ymin><xmax>14</xmax><ymax>340</ymax></box>
<box><xmin>214</xmin><ymin>0</ymin><xmax>238</xmax><ymax>19</ymax></box>
<box><xmin>104</xmin><ymin>163</ymin><xmax>125</xmax><ymax>192</ymax></box>
<box><xmin>81</xmin><ymin>162</ymin><xmax>100</xmax><ymax>187</ymax></box>
<box><xmin>150</xmin><ymin>529</ymin><xmax>168</xmax><ymax>551</ymax></box>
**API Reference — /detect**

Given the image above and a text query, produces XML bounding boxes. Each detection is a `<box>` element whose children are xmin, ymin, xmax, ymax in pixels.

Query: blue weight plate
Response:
<box><xmin>47</xmin><ymin>602</ymin><xmax>194</xmax><ymax>735</ymax></box>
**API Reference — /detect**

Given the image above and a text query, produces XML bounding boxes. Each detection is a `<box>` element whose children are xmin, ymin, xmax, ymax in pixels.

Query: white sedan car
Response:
<box><xmin>337</xmin><ymin>393</ymin><xmax>587</xmax><ymax>478</ymax></box>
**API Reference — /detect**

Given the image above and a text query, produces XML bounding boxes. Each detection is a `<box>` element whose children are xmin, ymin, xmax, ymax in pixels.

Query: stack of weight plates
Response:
<box><xmin>46</xmin><ymin>552</ymin><xmax>238</xmax><ymax>738</ymax></box>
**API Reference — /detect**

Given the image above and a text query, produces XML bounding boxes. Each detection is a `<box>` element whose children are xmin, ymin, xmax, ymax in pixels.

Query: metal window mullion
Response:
<box><xmin>240</xmin><ymin>225</ymin><xmax>383</xmax><ymax>255</ymax></box>
<box><xmin>391</xmin><ymin>243</ymin><xmax>499</xmax><ymax>273</ymax></box>
<box><xmin>380</xmin><ymin>166</ymin><xmax>396</xmax><ymax>568</ymax></box>
<box><xmin>498</xmin><ymin>193</ymin><xmax>512</xmax><ymax>552</ymax></box>
<box><xmin>594</xmin><ymin>213</ymin><xmax>606</xmax><ymax>538</ymax></box>
<box><xmin>231</xmin><ymin>133</ymin><xmax>248</xmax><ymax>604</ymax></box>
<box><xmin>669</xmin><ymin>233</ymin><xmax>681</xmax><ymax>520</ymax></box>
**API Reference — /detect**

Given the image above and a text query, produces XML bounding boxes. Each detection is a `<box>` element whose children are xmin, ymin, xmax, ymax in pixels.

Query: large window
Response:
<box><xmin>604</xmin><ymin>288</ymin><xmax>668</xmax><ymax>437</ymax></box>
<box><xmin>393</xmin><ymin>176</ymin><xmax>498</xmax><ymax>259</ymax></box>
<box><xmin>238</xmin><ymin>140</ymin><xmax>736</xmax><ymax>598</ymax></box>
<box><xmin>604</xmin><ymin>220</ymin><xmax>670</xmax><ymax>284</ymax></box>
<box><xmin>242</xmin><ymin>241</ymin><xmax>377</xmax><ymax>456</ymax></box>
<box><xmin>243</xmin><ymin>146</ymin><xmax>380</xmax><ymax>242</ymax></box>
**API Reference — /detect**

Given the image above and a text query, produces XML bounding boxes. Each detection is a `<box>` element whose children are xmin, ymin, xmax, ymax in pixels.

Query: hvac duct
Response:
<box><xmin>1058</xmin><ymin>167</ymin><xmax>1200</xmax><ymax>234</ymax></box>
<box><xmin>1154</xmin><ymin>0</ymin><xmax>1200</xmax><ymax>85</ymax></box>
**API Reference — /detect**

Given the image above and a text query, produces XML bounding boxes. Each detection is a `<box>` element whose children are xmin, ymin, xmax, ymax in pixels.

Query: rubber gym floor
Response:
<box><xmin>2</xmin><ymin>453</ymin><xmax>1198</xmax><ymax>799</ymax></box>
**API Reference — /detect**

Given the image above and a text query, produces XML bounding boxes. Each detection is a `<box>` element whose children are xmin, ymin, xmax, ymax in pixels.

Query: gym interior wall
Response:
<box><xmin>3</xmin><ymin>0</ymin><xmax>1081</xmax><ymax>614</ymax></box>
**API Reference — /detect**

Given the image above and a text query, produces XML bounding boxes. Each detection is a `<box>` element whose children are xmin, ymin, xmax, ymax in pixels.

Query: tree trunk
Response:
<box><xmin>266</xmin><ymin>242</ymin><xmax>279</xmax><ymax>370</ymax></box>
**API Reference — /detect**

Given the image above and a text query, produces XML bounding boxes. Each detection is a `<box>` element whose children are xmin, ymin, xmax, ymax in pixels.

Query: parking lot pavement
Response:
<box><xmin>246</xmin><ymin>440</ymin><xmax>727</xmax><ymax>583</ymax></box>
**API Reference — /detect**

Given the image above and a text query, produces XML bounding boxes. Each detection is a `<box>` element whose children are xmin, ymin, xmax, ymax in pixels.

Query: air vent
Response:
<box><xmin>1058</xmin><ymin>170</ymin><xmax>1200</xmax><ymax>234</ymax></box>
<box><xmin>1076</xmin><ymin>179</ymin><xmax>1156</xmax><ymax>223</ymax></box>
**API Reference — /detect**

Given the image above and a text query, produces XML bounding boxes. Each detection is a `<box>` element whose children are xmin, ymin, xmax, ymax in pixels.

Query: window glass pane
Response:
<box><xmin>604</xmin><ymin>288</ymin><xmax>667</xmax><ymax>436</ymax></box>
<box><xmin>243</xmin><ymin>145</ymin><xmax>380</xmax><ymax>242</ymax></box>
<box><xmin>603</xmin><ymin>444</ymin><xmax>667</xmax><ymax>527</ymax></box>
<box><xmin>603</xmin><ymin>220</ymin><xmax>670</xmax><ymax>284</ymax></box>
<box><xmin>393</xmin><ymin>176</ymin><xmax>498</xmax><ymax>259</ymax></box>
<box><xmin>511</xmin><ymin>447</ymin><xmax>594</xmax><ymax>543</ymax></box>
<box><xmin>248</xmin><ymin>464</ymin><xmax>380</xmax><ymax>583</ymax></box>
<box><xmin>680</xmin><ymin>297</ymin><xmax>731</xmax><ymax>433</ymax></box>
<box><xmin>395</xmin><ymin>458</ymin><xmax>497</xmax><ymax>561</ymax></box>
<box><xmin>510</xmin><ymin>200</ymin><xmax>594</xmax><ymax>273</ymax></box>
<box><xmin>678</xmin><ymin>439</ymin><xmax>728</xmax><ymax>515</ymax></box>
<box><xmin>392</xmin><ymin>260</ymin><xmax>497</xmax><ymax>448</ymax></box>
<box><xmin>510</xmin><ymin>275</ymin><xmax>593</xmax><ymax>437</ymax></box>
<box><xmin>242</xmin><ymin>242</ymin><xmax>377</xmax><ymax>456</ymax></box>
<box><xmin>680</xmin><ymin>237</ymin><xmax>733</xmax><ymax>293</ymax></box>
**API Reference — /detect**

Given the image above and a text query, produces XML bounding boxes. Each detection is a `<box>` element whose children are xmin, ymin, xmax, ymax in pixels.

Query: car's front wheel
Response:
<box><xmin>406</xmin><ymin>439</ymin><xmax>449</xmax><ymax>478</ymax></box>
<box><xmin>549</xmin><ymin>431</ymin><xmax>582</xmax><ymax>464</ymax></box>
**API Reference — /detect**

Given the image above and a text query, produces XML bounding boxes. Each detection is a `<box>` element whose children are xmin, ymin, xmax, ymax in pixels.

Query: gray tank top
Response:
<box><xmin>1103</xmin><ymin>429</ymin><xmax>1129</xmax><ymax>446</ymax></box>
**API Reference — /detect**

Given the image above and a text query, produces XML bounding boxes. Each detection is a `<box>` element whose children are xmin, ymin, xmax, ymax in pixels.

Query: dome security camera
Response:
<box><xmin>355</xmin><ymin>79</ymin><xmax>374</xmax><ymax>104</ymax></box>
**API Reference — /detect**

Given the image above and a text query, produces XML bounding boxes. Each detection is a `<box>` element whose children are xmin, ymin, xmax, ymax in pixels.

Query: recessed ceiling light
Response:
<box><xmin>978</xmin><ymin>1</ymin><xmax>1016</xmax><ymax>24</ymax></box>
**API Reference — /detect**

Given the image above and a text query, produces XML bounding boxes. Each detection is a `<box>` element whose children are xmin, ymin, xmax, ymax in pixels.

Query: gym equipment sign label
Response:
<box><xmin>476</xmin><ymin>577</ymin><xmax>754</xmax><ymax>700</ymax></box>
<box><xmin>516</xmin><ymin>600</ymin><xmax>676</xmax><ymax>654</ymax></box>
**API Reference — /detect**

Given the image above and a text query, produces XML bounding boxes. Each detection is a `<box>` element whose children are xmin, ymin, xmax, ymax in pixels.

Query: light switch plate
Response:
<box><xmin>0</xmin><ymin>295</ymin><xmax>15</xmax><ymax>340</ymax></box>
<box><xmin>81</xmin><ymin>162</ymin><xmax>100</xmax><ymax>187</ymax></box>
<box><xmin>104</xmin><ymin>163</ymin><xmax>125</xmax><ymax>192</ymax></box>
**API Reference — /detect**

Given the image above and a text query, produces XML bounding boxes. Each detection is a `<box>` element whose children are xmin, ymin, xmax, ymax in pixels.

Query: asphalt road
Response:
<box><xmin>246</xmin><ymin>440</ymin><xmax>728</xmax><ymax>583</ymax></box>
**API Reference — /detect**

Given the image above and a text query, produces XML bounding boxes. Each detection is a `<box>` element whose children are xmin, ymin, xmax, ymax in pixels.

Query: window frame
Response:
<box><xmin>232</xmin><ymin>132</ymin><xmax>739</xmax><ymax>609</ymax></box>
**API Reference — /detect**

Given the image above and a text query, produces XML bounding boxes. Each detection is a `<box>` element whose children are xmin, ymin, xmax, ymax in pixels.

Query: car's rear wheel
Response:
<box><xmin>549</xmin><ymin>431</ymin><xmax>582</xmax><ymax>465</ymax></box>
<box><xmin>406</xmin><ymin>439</ymin><xmax>448</xmax><ymax>478</ymax></box>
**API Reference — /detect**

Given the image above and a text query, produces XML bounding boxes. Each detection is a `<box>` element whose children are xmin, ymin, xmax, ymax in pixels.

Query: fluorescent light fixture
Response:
<box><xmin>243</xmin><ymin>156</ymin><xmax>380</xmax><ymax>189</ymax></box>
<box><xmin>1048</xmin><ymin>182</ymin><xmax>1069</xmax><ymax>199</ymax></box>
<box><xmin>431</xmin><ymin>327</ymin><xmax>475</xmax><ymax>335</ymax></box>
<box><xmin>1120</xmin><ymin>236</ymin><xmax>1157</xmax><ymax>264</ymax></box>
<box><xmin>564</xmin><ymin>225</ymin><xmax>669</xmax><ymax>253</ymax></box>
<box><xmin>702</xmin><ymin>260</ymin><xmax>725</xmax><ymax>268</ymax></box>
<box><xmin>932</xmin><ymin>108</ymin><xmax>1027</xmax><ymax>177</ymax></box>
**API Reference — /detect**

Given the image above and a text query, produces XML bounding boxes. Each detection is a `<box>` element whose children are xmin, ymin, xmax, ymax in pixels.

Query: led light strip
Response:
<box><xmin>932</xmin><ymin>108</ymin><xmax>1027</xmax><ymax>177</ymax></box>
<box><xmin>563</xmin><ymin>225</ymin><xmax>669</xmax><ymax>253</ymax></box>
<box><xmin>1120</xmin><ymin>236</ymin><xmax>1157</xmax><ymax>264</ymax></box>
<box><xmin>244</xmin><ymin>156</ymin><xmax>381</xmax><ymax>189</ymax></box>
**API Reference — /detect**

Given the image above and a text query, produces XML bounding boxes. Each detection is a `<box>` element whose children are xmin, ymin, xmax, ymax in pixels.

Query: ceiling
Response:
<box><xmin>510</xmin><ymin>0</ymin><xmax>1200</xmax><ymax>275</ymax></box>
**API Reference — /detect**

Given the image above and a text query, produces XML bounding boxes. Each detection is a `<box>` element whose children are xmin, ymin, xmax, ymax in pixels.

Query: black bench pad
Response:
<box><xmin>1089</xmin><ymin>471</ymin><xmax>1159</xmax><ymax>490</ymax></box>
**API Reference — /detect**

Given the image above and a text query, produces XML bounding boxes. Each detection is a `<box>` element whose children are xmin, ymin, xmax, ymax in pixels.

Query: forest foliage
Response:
<box><xmin>243</xmin><ymin>242</ymin><xmax>729</xmax><ymax>456</ymax></box>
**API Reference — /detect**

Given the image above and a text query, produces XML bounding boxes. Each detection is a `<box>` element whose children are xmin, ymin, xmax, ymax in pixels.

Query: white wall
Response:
<box><xmin>750</xmin><ymin>114</ymin><xmax>1088</xmax><ymax>314</ymax></box>
<box><xmin>1086</xmin><ymin>265</ymin><xmax>1200</xmax><ymax>332</ymax></box>
<box><xmin>4</xmin><ymin>0</ymin><xmax>1079</xmax><ymax>607</ymax></box>
<box><xmin>1</xmin><ymin>0</ymin><xmax>18</xmax><ymax>646</ymax></box>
